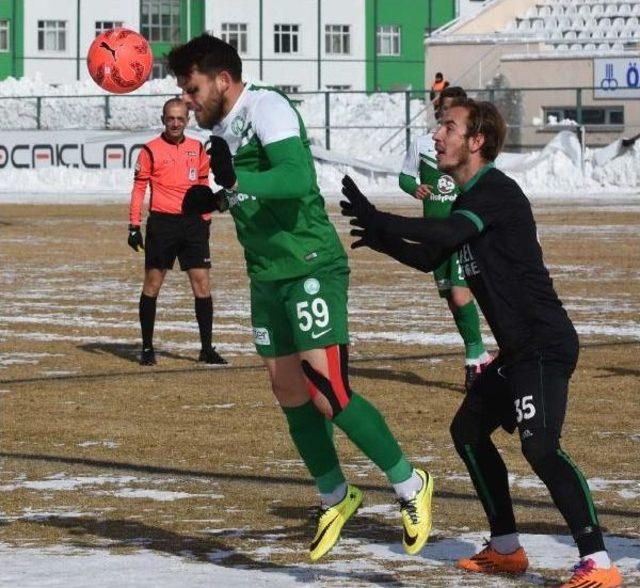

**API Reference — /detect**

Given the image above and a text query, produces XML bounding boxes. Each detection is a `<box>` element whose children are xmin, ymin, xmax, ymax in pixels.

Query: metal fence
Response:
<box><xmin>0</xmin><ymin>86</ymin><xmax>635</xmax><ymax>153</ymax></box>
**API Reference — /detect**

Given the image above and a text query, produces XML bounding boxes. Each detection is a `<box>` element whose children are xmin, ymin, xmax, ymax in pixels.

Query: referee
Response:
<box><xmin>128</xmin><ymin>98</ymin><xmax>226</xmax><ymax>366</ymax></box>
<box><xmin>339</xmin><ymin>99</ymin><xmax>621</xmax><ymax>587</ymax></box>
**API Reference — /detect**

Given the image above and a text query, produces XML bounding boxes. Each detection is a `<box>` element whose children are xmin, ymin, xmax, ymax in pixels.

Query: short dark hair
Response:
<box><xmin>440</xmin><ymin>86</ymin><xmax>466</xmax><ymax>100</ymax></box>
<box><xmin>450</xmin><ymin>98</ymin><xmax>506</xmax><ymax>162</ymax></box>
<box><xmin>162</xmin><ymin>97</ymin><xmax>186</xmax><ymax>117</ymax></box>
<box><xmin>435</xmin><ymin>72</ymin><xmax>443</xmax><ymax>79</ymax></box>
<box><xmin>166</xmin><ymin>34</ymin><xmax>242</xmax><ymax>81</ymax></box>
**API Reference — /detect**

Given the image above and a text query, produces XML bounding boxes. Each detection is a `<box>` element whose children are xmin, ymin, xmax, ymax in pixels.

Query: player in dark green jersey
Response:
<box><xmin>167</xmin><ymin>34</ymin><xmax>434</xmax><ymax>561</ymax></box>
<box><xmin>399</xmin><ymin>86</ymin><xmax>491</xmax><ymax>391</ymax></box>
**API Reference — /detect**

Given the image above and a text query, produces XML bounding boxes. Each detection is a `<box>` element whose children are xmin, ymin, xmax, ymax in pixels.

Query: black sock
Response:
<box><xmin>195</xmin><ymin>295</ymin><xmax>213</xmax><ymax>350</ymax></box>
<box><xmin>139</xmin><ymin>293</ymin><xmax>157</xmax><ymax>349</ymax></box>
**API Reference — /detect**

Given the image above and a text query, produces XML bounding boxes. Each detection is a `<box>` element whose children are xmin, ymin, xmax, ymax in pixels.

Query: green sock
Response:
<box><xmin>282</xmin><ymin>401</ymin><xmax>345</xmax><ymax>494</ymax></box>
<box><xmin>333</xmin><ymin>393</ymin><xmax>413</xmax><ymax>484</ymax></box>
<box><xmin>453</xmin><ymin>300</ymin><xmax>486</xmax><ymax>362</ymax></box>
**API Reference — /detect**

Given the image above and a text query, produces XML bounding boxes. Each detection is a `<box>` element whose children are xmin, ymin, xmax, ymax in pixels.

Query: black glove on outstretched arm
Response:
<box><xmin>182</xmin><ymin>185</ymin><xmax>229</xmax><ymax>215</ymax></box>
<box><xmin>340</xmin><ymin>175</ymin><xmax>380</xmax><ymax>229</ymax></box>
<box><xmin>127</xmin><ymin>224</ymin><xmax>144</xmax><ymax>252</ymax></box>
<box><xmin>207</xmin><ymin>136</ymin><xmax>237</xmax><ymax>190</ymax></box>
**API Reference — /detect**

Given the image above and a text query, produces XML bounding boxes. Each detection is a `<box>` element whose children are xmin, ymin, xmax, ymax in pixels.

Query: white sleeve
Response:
<box><xmin>252</xmin><ymin>91</ymin><xmax>300</xmax><ymax>146</ymax></box>
<box><xmin>401</xmin><ymin>140</ymin><xmax>419</xmax><ymax>177</ymax></box>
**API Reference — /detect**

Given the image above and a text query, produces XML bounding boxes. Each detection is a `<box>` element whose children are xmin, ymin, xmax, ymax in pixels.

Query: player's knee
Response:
<box><xmin>521</xmin><ymin>433</ymin><xmax>559</xmax><ymax>471</ymax></box>
<box><xmin>449</xmin><ymin>289</ymin><xmax>472</xmax><ymax>309</ymax></box>
<box><xmin>306</xmin><ymin>344</ymin><xmax>353</xmax><ymax>418</ymax></box>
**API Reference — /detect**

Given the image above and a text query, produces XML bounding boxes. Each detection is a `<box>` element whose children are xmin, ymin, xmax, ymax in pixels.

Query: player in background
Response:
<box><xmin>167</xmin><ymin>34</ymin><xmax>433</xmax><ymax>561</ymax></box>
<box><xmin>128</xmin><ymin>98</ymin><xmax>227</xmax><ymax>367</ymax></box>
<box><xmin>399</xmin><ymin>86</ymin><xmax>492</xmax><ymax>391</ymax></box>
<box><xmin>339</xmin><ymin>99</ymin><xmax>621</xmax><ymax>587</ymax></box>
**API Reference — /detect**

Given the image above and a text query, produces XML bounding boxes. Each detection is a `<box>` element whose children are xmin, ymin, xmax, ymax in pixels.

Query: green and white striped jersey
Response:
<box><xmin>212</xmin><ymin>82</ymin><xmax>346</xmax><ymax>281</ymax></box>
<box><xmin>401</xmin><ymin>134</ymin><xmax>459</xmax><ymax>219</ymax></box>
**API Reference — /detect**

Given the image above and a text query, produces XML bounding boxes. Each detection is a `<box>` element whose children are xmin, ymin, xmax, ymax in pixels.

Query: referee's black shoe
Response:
<box><xmin>140</xmin><ymin>347</ymin><xmax>157</xmax><ymax>366</ymax></box>
<box><xmin>198</xmin><ymin>347</ymin><xmax>228</xmax><ymax>365</ymax></box>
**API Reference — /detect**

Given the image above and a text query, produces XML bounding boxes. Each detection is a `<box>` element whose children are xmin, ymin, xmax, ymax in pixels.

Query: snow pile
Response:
<box><xmin>0</xmin><ymin>77</ymin><xmax>639</xmax><ymax>197</ymax></box>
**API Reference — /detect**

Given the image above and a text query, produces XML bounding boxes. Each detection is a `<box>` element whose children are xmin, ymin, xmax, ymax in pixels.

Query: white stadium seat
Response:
<box><xmin>584</xmin><ymin>42</ymin><xmax>597</xmax><ymax>50</ymax></box>
<box><xmin>565</xmin><ymin>30</ymin><xmax>578</xmax><ymax>39</ymax></box>
<box><xmin>556</xmin><ymin>42</ymin><xmax>570</xmax><ymax>50</ymax></box>
<box><xmin>570</xmin><ymin>43</ymin><xmax>583</xmax><ymax>50</ymax></box>
<box><xmin>612</xmin><ymin>41</ymin><xmax>624</xmax><ymax>51</ymax></box>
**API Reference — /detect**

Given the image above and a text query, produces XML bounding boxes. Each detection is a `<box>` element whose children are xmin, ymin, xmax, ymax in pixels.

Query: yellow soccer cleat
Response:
<box><xmin>399</xmin><ymin>468</ymin><xmax>434</xmax><ymax>555</ymax></box>
<box><xmin>309</xmin><ymin>485</ymin><xmax>363</xmax><ymax>562</ymax></box>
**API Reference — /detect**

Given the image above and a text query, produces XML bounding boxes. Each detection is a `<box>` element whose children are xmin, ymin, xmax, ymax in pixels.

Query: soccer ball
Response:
<box><xmin>86</xmin><ymin>28</ymin><xmax>153</xmax><ymax>94</ymax></box>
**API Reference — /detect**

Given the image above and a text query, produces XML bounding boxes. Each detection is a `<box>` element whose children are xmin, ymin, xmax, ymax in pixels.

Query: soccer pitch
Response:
<box><xmin>0</xmin><ymin>199</ymin><xmax>638</xmax><ymax>586</ymax></box>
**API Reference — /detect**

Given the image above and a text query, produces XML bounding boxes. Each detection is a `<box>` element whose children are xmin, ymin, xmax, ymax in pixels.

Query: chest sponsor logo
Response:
<box><xmin>186</xmin><ymin>150</ymin><xmax>198</xmax><ymax>157</ymax></box>
<box><xmin>459</xmin><ymin>243</ymin><xmax>480</xmax><ymax>277</ymax></box>
<box><xmin>303</xmin><ymin>278</ymin><xmax>320</xmax><ymax>295</ymax></box>
<box><xmin>253</xmin><ymin>327</ymin><xmax>271</xmax><ymax>346</ymax></box>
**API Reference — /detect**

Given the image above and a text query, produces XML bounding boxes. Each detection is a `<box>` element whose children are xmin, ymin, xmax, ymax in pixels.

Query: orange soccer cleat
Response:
<box><xmin>457</xmin><ymin>542</ymin><xmax>529</xmax><ymax>575</ymax></box>
<box><xmin>560</xmin><ymin>558</ymin><xmax>622</xmax><ymax>588</ymax></box>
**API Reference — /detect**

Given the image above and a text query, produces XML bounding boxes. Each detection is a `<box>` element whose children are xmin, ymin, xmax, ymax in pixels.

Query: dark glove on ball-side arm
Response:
<box><xmin>207</xmin><ymin>136</ymin><xmax>237</xmax><ymax>190</ymax></box>
<box><xmin>182</xmin><ymin>185</ymin><xmax>229</xmax><ymax>215</ymax></box>
<box><xmin>127</xmin><ymin>225</ymin><xmax>144</xmax><ymax>252</ymax></box>
<box><xmin>339</xmin><ymin>175</ymin><xmax>380</xmax><ymax>229</ymax></box>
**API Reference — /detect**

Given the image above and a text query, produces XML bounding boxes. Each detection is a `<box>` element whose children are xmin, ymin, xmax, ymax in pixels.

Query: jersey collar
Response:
<box><xmin>461</xmin><ymin>162</ymin><xmax>494</xmax><ymax>193</ymax></box>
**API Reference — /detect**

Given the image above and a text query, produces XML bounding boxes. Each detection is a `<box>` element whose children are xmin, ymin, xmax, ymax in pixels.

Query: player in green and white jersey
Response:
<box><xmin>399</xmin><ymin>86</ymin><xmax>492</xmax><ymax>390</ymax></box>
<box><xmin>167</xmin><ymin>34</ymin><xmax>433</xmax><ymax>561</ymax></box>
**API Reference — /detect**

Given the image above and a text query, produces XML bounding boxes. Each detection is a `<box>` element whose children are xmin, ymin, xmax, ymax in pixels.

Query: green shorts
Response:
<box><xmin>433</xmin><ymin>251</ymin><xmax>468</xmax><ymax>297</ymax></box>
<box><xmin>250</xmin><ymin>261</ymin><xmax>350</xmax><ymax>357</ymax></box>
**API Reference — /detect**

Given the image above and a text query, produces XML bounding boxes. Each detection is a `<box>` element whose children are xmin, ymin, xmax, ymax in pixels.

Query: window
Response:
<box><xmin>37</xmin><ymin>21</ymin><xmax>66</xmax><ymax>51</ymax></box>
<box><xmin>95</xmin><ymin>21</ymin><xmax>124</xmax><ymax>36</ymax></box>
<box><xmin>0</xmin><ymin>20</ymin><xmax>9</xmax><ymax>52</ymax></box>
<box><xmin>325</xmin><ymin>84</ymin><xmax>351</xmax><ymax>91</ymax></box>
<box><xmin>325</xmin><ymin>24</ymin><xmax>350</xmax><ymax>54</ymax></box>
<box><xmin>221</xmin><ymin>23</ymin><xmax>247</xmax><ymax>54</ymax></box>
<box><xmin>544</xmin><ymin>106</ymin><xmax>624</xmax><ymax>125</ymax></box>
<box><xmin>274</xmin><ymin>24</ymin><xmax>299</xmax><ymax>54</ymax></box>
<box><xmin>376</xmin><ymin>25</ymin><xmax>400</xmax><ymax>56</ymax></box>
<box><xmin>275</xmin><ymin>85</ymin><xmax>300</xmax><ymax>94</ymax></box>
<box><xmin>151</xmin><ymin>60</ymin><xmax>168</xmax><ymax>80</ymax></box>
<box><xmin>141</xmin><ymin>0</ymin><xmax>180</xmax><ymax>43</ymax></box>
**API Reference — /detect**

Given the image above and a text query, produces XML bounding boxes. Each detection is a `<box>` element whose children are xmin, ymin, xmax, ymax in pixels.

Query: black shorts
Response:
<box><xmin>464</xmin><ymin>336</ymin><xmax>579</xmax><ymax>441</ymax></box>
<box><xmin>145</xmin><ymin>212</ymin><xmax>211</xmax><ymax>271</ymax></box>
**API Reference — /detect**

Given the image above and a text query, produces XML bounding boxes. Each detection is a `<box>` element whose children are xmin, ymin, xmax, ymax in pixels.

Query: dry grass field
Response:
<box><xmin>0</xmin><ymin>199</ymin><xmax>638</xmax><ymax>586</ymax></box>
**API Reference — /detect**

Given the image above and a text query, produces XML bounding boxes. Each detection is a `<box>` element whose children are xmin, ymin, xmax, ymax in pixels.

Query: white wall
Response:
<box><xmin>23</xmin><ymin>0</ymin><xmax>139</xmax><ymax>84</ymax></box>
<box><xmin>206</xmin><ymin>0</ymin><xmax>366</xmax><ymax>91</ymax></box>
<box><xmin>457</xmin><ymin>0</ymin><xmax>487</xmax><ymax>20</ymax></box>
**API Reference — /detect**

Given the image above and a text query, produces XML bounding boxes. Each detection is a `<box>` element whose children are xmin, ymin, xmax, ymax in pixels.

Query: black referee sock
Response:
<box><xmin>139</xmin><ymin>293</ymin><xmax>157</xmax><ymax>350</ymax></box>
<box><xmin>195</xmin><ymin>295</ymin><xmax>213</xmax><ymax>350</ymax></box>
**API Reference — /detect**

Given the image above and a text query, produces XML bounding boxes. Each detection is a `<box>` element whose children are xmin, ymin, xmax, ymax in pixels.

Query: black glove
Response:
<box><xmin>182</xmin><ymin>185</ymin><xmax>229</xmax><ymax>215</ymax></box>
<box><xmin>340</xmin><ymin>175</ymin><xmax>379</xmax><ymax>228</ymax></box>
<box><xmin>127</xmin><ymin>224</ymin><xmax>144</xmax><ymax>252</ymax></box>
<box><xmin>207</xmin><ymin>136</ymin><xmax>237</xmax><ymax>189</ymax></box>
<box><xmin>349</xmin><ymin>227</ymin><xmax>389</xmax><ymax>253</ymax></box>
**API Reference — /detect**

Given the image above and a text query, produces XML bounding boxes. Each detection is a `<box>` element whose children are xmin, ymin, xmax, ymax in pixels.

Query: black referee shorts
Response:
<box><xmin>145</xmin><ymin>212</ymin><xmax>211</xmax><ymax>271</ymax></box>
<box><xmin>461</xmin><ymin>336</ymin><xmax>579</xmax><ymax>441</ymax></box>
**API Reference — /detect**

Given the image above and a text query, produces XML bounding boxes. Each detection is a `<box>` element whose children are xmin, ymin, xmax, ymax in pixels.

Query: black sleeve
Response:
<box><xmin>367</xmin><ymin>231</ymin><xmax>456</xmax><ymax>274</ymax></box>
<box><xmin>374</xmin><ymin>211</ymin><xmax>480</xmax><ymax>250</ymax></box>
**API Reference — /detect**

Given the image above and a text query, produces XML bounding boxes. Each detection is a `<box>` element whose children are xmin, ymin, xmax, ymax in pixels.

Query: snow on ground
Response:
<box><xmin>0</xmin><ymin>532</ymin><xmax>638</xmax><ymax>588</ymax></box>
<box><xmin>1</xmin><ymin>76</ymin><xmax>640</xmax><ymax>198</ymax></box>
